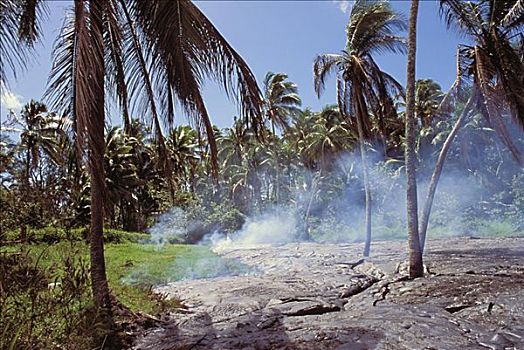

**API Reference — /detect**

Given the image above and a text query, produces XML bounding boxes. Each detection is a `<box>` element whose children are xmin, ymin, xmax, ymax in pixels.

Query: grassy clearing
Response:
<box><xmin>1</xmin><ymin>241</ymin><xmax>249</xmax><ymax>314</ymax></box>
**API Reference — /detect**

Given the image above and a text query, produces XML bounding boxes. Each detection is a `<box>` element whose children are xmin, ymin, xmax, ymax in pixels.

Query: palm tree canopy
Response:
<box><xmin>313</xmin><ymin>0</ymin><xmax>406</xmax><ymax>140</ymax></box>
<box><xmin>439</xmin><ymin>0</ymin><xmax>524</xmax><ymax>161</ymax></box>
<box><xmin>43</xmin><ymin>0</ymin><xmax>264</xmax><ymax>178</ymax></box>
<box><xmin>263</xmin><ymin>72</ymin><xmax>302</xmax><ymax>131</ymax></box>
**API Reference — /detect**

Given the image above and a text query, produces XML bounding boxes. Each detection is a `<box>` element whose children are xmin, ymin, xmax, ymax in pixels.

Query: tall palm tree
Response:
<box><xmin>301</xmin><ymin>106</ymin><xmax>354</xmax><ymax>240</ymax></box>
<box><xmin>262</xmin><ymin>72</ymin><xmax>301</xmax><ymax>204</ymax></box>
<box><xmin>2</xmin><ymin>100</ymin><xmax>69</xmax><ymax>240</ymax></box>
<box><xmin>405</xmin><ymin>0</ymin><xmax>424</xmax><ymax>278</ymax></box>
<box><xmin>4</xmin><ymin>101</ymin><xmax>67</xmax><ymax>182</ymax></box>
<box><xmin>313</xmin><ymin>0</ymin><xmax>406</xmax><ymax>256</ymax></box>
<box><xmin>419</xmin><ymin>0</ymin><xmax>524</xmax><ymax>252</ymax></box>
<box><xmin>7</xmin><ymin>0</ymin><xmax>263</xmax><ymax>310</ymax></box>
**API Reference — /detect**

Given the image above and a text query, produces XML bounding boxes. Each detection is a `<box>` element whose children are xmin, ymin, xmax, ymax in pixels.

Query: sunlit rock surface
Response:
<box><xmin>133</xmin><ymin>237</ymin><xmax>524</xmax><ymax>350</ymax></box>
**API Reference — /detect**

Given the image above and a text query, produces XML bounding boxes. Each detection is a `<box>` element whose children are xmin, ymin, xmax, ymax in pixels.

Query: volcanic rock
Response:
<box><xmin>133</xmin><ymin>236</ymin><xmax>524</xmax><ymax>350</ymax></box>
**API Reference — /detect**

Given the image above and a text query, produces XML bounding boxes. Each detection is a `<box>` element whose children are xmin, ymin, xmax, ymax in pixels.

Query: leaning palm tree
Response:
<box><xmin>7</xmin><ymin>0</ymin><xmax>263</xmax><ymax>312</ymax></box>
<box><xmin>419</xmin><ymin>0</ymin><xmax>524</xmax><ymax>252</ymax></box>
<box><xmin>313</xmin><ymin>0</ymin><xmax>406</xmax><ymax>256</ymax></box>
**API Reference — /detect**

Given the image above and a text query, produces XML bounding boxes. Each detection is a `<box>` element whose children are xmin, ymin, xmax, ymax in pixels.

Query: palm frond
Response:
<box><xmin>501</xmin><ymin>0</ymin><xmax>523</xmax><ymax>27</ymax></box>
<box><xmin>104</xmin><ymin>0</ymin><xmax>130</xmax><ymax>130</ymax></box>
<box><xmin>0</xmin><ymin>0</ymin><xmax>46</xmax><ymax>84</ymax></box>
<box><xmin>313</xmin><ymin>53</ymin><xmax>343</xmax><ymax>97</ymax></box>
<box><xmin>439</xmin><ymin>0</ymin><xmax>484</xmax><ymax>37</ymax></box>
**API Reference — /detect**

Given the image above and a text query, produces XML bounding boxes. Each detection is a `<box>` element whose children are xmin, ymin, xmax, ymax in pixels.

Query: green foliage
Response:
<box><xmin>3</xmin><ymin>227</ymin><xmax>149</xmax><ymax>244</ymax></box>
<box><xmin>0</xmin><ymin>242</ymin><xmax>235</xmax><ymax>317</ymax></box>
<box><xmin>0</xmin><ymin>248</ymin><xmax>93</xmax><ymax>349</ymax></box>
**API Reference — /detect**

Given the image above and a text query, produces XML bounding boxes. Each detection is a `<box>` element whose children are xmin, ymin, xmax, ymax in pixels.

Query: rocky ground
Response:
<box><xmin>132</xmin><ymin>236</ymin><xmax>524</xmax><ymax>349</ymax></box>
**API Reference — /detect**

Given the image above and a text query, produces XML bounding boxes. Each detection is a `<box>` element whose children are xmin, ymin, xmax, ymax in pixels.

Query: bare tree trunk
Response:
<box><xmin>87</xmin><ymin>0</ymin><xmax>111</xmax><ymax>311</ymax></box>
<box><xmin>271</xmin><ymin>121</ymin><xmax>280</xmax><ymax>205</ymax></box>
<box><xmin>20</xmin><ymin>149</ymin><xmax>31</xmax><ymax>242</ymax></box>
<box><xmin>419</xmin><ymin>95</ymin><xmax>474</xmax><ymax>252</ymax></box>
<box><xmin>354</xmin><ymin>91</ymin><xmax>372</xmax><ymax>257</ymax></box>
<box><xmin>303</xmin><ymin>171</ymin><xmax>321</xmax><ymax>241</ymax></box>
<box><xmin>405</xmin><ymin>0</ymin><xmax>423</xmax><ymax>278</ymax></box>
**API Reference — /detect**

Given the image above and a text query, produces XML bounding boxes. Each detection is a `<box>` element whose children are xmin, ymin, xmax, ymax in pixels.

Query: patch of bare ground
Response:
<box><xmin>132</xmin><ymin>236</ymin><xmax>524</xmax><ymax>350</ymax></box>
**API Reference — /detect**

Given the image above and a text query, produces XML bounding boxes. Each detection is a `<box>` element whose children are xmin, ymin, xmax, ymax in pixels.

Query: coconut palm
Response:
<box><xmin>166</xmin><ymin>125</ymin><xmax>200</xmax><ymax>192</ymax></box>
<box><xmin>419</xmin><ymin>0</ymin><xmax>524</xmax><ymax>252</ymax></box>
<box><xmin>313</xmin><ymin>0</ymin><xmax>406</xmax><ymax>256</ymax></box>
<box><xmin>263</xmin><ymin>72</ymin><xmax>302</xmax><ymax>132</ymax></box>
<box><xmin>415</xmin><ymin>79</ymin><xmax>445</xmax><ymax>128</ymax></box>
<box><xmin>1</xmin><ymin>100</ymin><xmax>69</xmax><ymax>240</ymax></box>
<box><xmin>3</xmin><ymin>101</ymin><xmax>67</xmax><ymax>181</ymax></box>
<box><xmin>262</xmin><ymin>72</ymin><xmax>302</xmax><ymax>204</ymax></box>
<box><xmin>304</xmin><ymin>106</ymin><xmax>354</xmax><ymax>173</ymax></box>
<box><xmin>6</xmin><ymin>0</ymin><xmax>264</xmax><ymax>310</ymax></box>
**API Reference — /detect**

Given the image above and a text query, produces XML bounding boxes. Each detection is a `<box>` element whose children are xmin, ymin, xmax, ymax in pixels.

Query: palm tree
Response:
<box><xmin>263</xmin><ymin>72</ymin><xmax>302</xmax><ymax>132</ymax></box>
<box><xmin>301</xmin><ymin>106</ymin><xmax>354</xmax><ymax>240</ymax></box>
<box><xmin>304</xmin><ymin>106</ymin><xmax>353</xmax><ymax>173</ymax></box>
<box><xmin>4</xmin><ymin>101</ymin><xmax>67</xmax><ymax>182</ymax></box>
<box><xmin>104</xmin><ymin>126</ymin><xmax>139</xmax><ymax>228</ymax></box>
<box><xmin>313</xmin><ymin>0</ymin><xmax>406</xmax><ymax>256</ymax></box>
<box><xmin>262</xmin><ymin>72</ymin><xmax>301</xmax><ymax>204</ymax></box>
<box><xmin>405</xmin><ymin>0</ymin><xmax>424</xmax><ymax>278</ymax></box>
<box><xmin>7</xmin><ymin>0</ymin><xmax>263</xmax><ymax>311</ymax></box>
<box><xmin>415</xmin><ymin>79</ymin><xmax>445</xmax><ymax>129</ymax></box>
<box><xmin>419</xmin><ymin>0</ymin><xmax>524</xmax><ymax>252</ymax></box>
<box><xmin>2</xmin><ymin>100</ymin><xmax>69</xmax><ymax>240</ymax></box>
<box><xmin>166</xmin><ymin>125</ymin><xmax>200</xmax><ymax>192</ymax></box>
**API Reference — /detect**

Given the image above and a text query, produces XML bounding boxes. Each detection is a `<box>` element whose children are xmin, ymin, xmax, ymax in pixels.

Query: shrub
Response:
<box><xmin>0</xmin><ymin>248</ymin><xmax>95</xmax><ymax>349</ymax></box>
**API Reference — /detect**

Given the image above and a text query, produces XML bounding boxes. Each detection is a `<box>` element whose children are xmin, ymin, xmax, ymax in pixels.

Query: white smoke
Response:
<box><xmin>148</xmin><ymin>207</ymin><xmax>190</xmax><ymax>247</ymax></box>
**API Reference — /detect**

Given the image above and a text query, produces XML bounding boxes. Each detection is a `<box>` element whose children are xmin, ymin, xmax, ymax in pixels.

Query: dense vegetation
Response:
<box><xmin>2</xmin><ymin>90</ymin><xmax>522</xmax><ymax>244</ymax></box>
<box><xmin>0</xmin><ymin>0</ymin><xmax>522</xmax><ymax>348</ymax></box>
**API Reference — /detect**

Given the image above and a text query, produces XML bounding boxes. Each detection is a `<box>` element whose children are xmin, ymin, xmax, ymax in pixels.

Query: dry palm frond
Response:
<box><xmin>0</xmin><ymin>0</ymin><xmax>46</xmax><ymax>84</ymax></box>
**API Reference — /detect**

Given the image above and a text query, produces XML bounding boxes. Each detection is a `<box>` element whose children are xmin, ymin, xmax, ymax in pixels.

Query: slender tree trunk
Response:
<box><xmin>405</xmin><ymin>0</ymin><xmax>423</xmax><ymax>278</ymax></box>
<box><xmin>87</xmin><ymin>0</ymin><xmax>111</xmax><ymax>311</ymax></box>
<box><xmin>354</xmin><ymin>91</ymin><xmax>372</xmax><ymax>257</ymax></box>
<box><xmin>419</xmin><ymin>95</ymin><xmax>474</xmax><ymax>252</ymax></box>
<box><xmin>271</xmin><ymin>120</ymin><xmax>280</xmax><ymax>205</ymax></box>
<box><xmin>20</xmin><ymin>149</ymin><xmax>31</xmax><ymax>242</ymax></box>
<box><xmin>303</xmin><ymin>170</ymin><xmax>321</xmax><ymax>241</ymax></box>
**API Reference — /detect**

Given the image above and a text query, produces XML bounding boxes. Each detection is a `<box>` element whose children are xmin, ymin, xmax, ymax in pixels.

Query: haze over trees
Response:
<box><xmin>1</xmin><ymin>0</ymin><xmax>523</xmax><ymax>348</ymax></box>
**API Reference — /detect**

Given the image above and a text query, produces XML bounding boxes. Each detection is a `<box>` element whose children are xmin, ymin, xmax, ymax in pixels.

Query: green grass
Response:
<box><xmin>1</xmin><ymin>241</ymin><xmax>250</xmax><ymax>314</ymax></box>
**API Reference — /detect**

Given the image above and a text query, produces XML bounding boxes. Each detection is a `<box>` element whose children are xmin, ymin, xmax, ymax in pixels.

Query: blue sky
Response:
<box><xmin>1</xmin><ymin>0</ymin><xmax>463</xmax><ymax>128</ymax></box>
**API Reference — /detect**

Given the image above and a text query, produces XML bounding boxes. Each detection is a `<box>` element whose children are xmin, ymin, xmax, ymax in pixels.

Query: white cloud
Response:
<box><xmin>332</xmin><ymin>0</ymin><xmax>353</xmax><ymax>14</ymax></box>
<box><xmin>1</xmin><ymin>89</ymin><xmax>23</xmax><ymax>111</ymax></box>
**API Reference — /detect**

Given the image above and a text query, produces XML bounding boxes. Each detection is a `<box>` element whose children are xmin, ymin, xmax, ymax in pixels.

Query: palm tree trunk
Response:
<box><xmin>271</xmin><ymin>120</ymin><xmax>280</xmax><ymax>204</ymax></box>
<box><xmin>87</xmin><ymin>0</ymin><xmax>111</xmax><ymax>311</ymax></box>
<box><xmin>354</xmin><ymin>91</ymin><xmax>372</xmax><ymax>257</ymax></box>
<box><xmin>303</xmin><ymin>170</ymin><xmax>321</xmax><ymax>241</ymax></box>
<box><xmin>419</xmin><ymin>95</ymin><xmax>474</xmax><ymax>252</ymax></box>
<box><xmin>405</xmin><ymin>0</ymin><xmax>423</xmax><ymax>278</ymax></box>
<box><xmin>20</xmin><ymin>148</ymin><xmax>31</xmax><ymax>242</ymax></box>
